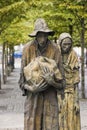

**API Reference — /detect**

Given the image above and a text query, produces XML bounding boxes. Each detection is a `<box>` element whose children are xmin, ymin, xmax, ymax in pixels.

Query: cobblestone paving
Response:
<box><xmin>80</xmin><ymin>99</ymin><xmax>87</xmax><ymax>130</ymax></box>
<box><xmin>0</xmin><ymin>69</ymin><xmax>25</xmax><ymax>113</ymax></box>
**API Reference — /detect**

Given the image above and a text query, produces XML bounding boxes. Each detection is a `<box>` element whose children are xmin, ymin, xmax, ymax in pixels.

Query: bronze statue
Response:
<box><xmin>58</xmin><ymin>32</ymin><xmax>81</xmax><ymax>130</ymax></box>
<box><xmin>19</xmin><ymin>18</ymin><xmax>65</xmax><ymax>130</ymax></box>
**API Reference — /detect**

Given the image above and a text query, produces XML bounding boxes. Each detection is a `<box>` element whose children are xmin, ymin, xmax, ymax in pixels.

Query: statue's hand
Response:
<box><xmin>74</xmin><ymin>102</ymin><xmax>80</xmax><ymax>114</ymax></box>
<box><xmin>41</xmin><ymin>66</ymin><xmax>54</xmax><ymax>85</ymax></box>
<box><xmin>24</xmin><ymin>80</ymin><xmax>48</xmax><ymax>93</ymax></box>
<box><xmin>32</xmin><ymin>80</ymin><xmax>48</xmax><ymax>92</ymax></box>
<box><xmin>74</xmin><ymin>84</ymin><xmax>80</xmax><ymax>114</ymax></box>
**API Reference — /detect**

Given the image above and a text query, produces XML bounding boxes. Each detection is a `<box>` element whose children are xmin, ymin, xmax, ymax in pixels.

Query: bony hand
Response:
<box><xmin>32</xmin><ymin>80</ymin><xmax>48</xmax><ymax>92</ymax></box>
<box><xmin>41</xmin><ymin>66</ymin><xmax>54</xmax><ymax>85</ymax></box>
<box><xmin>24</xmin><ymin>80</ymin><xmax>48</xmax><ymax>93</ymax></box>
<box><xmin>74</xmin><ymin>102</ymin><xmax>80</xmax><ymax>114</ymax></box>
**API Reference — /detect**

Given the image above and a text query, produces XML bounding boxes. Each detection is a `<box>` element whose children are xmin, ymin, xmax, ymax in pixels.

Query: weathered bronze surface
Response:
<box><xmin>58</xmin><ymin>32</ymin><xmax>81</xmax><ymax>130</ymax></box>
<box><xmin>19</xmin><ymin>18</ymin><xmax>64</xmax><ymax>130</ymax></box>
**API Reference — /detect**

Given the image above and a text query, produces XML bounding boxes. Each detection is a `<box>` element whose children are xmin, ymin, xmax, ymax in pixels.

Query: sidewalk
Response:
<box><xmin>0</xmin><ymin>67</ymin><xmax>25</xmax><ymax>130</ymax></box>
<box><xmin>0</xmin><ymin>65</ymin><xmax>87</xmax><ymax>130</ymax></box>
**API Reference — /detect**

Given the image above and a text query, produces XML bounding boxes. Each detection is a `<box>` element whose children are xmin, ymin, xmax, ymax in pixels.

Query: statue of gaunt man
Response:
<box><xmin>19</xmin><ymin>18</ymin><xmax>65</xmax><ymax>130</ymax></box>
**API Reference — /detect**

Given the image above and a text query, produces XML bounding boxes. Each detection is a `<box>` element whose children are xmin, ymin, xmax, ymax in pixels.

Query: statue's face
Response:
<box><xmin>36</xmin><ymin>32</ymin><xmax>48</xmax><ymax>47</ymax></box>
<box><xmin>61</xmin><ymin>38</ymin><xmax>72</xmax><ymax>53</ymax></box>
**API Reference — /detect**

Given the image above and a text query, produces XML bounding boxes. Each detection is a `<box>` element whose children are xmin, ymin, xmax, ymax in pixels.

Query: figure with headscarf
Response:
<box><xmin>58</xmin><ymin>32</ymin><xmax>81</xmax><ymax>130</ymax></box>
<box><xmin>19</xmin><ymin>18</ymin><xmax>65</xmax><ymax>130</ymax></box>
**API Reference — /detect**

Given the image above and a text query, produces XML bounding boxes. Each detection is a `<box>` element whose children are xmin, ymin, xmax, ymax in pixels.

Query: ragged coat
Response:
<box><xmin>58</xmin><ymin>49</ymin><xmax>81</xmax><ymax>130</ymax></box>
<box><xmin>19</xmin><ymin>39</ymin><xmax>64</xmax><ymax>130</ymax></box>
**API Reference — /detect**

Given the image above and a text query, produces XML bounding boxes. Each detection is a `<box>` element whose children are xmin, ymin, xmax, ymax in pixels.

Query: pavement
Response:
<box><xmin>0</xmin><ymin>59</ymin><xmax>25</xmax><ymax>130</ymax></box>
<box><xmin>0</xmin><ymin>59</ymin><xmax>87</xmax><ymax>130</ymax></box>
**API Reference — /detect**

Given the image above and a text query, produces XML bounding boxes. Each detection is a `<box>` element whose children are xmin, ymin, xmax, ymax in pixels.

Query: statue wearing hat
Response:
<box><xmin>58</xmin><ymin>32</ymin><xmax>81</xmax><ymax>130</ymax></box>
<box><xmin>19</xmin><ymin>18</ymin><xmax>65</xmax><ymax>130</ymax></box>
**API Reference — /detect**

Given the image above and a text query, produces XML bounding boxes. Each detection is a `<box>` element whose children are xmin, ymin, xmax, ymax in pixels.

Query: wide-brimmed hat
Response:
<box><xmin>29</xmin><ymin>18</ymin><xmax>55</xmax><ymax>37</ymax></box>
<box><xmin>58</xmin><ymin>32</ymin><xmax>72</xmax><ymax>44</ymax></box>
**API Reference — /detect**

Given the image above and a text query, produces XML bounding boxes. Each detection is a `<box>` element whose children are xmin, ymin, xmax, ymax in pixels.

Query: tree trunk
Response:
<box><xmin>0</xmin><ymin>73</ymin><xmax>1</xmax><ymax>89</ymax></box>
<box><xmin>9</xmin><ymin>45</ymin><xmax>14</xmax><ymax>72</ymax></box>
<box><xmin>2</xmin><ymin>42</ymin><xmax>6</xmax><ymax>84</ymax></box>
<box><xmin>81</xmin><ymin>17</ymin><xmax>85</xmax><ymax>98</ymax></box>
<box><xmin>68</xmin><ymin>18</ymin><xmax>73</xmax><ymax>36</ymax></box>
<box><xmin>5</xmin><ymin>43</ymin><xmax>8</xmax><ymax>79</ymax></box>
<box><xmin>69</xmin><ymin>25</ymin><xmax>73</xmax><ymax>36</ymax></box>
<box><xmin>12</xmin><ymin>46</ymin><xmax>14</xmax><ymax>69</ymax></box>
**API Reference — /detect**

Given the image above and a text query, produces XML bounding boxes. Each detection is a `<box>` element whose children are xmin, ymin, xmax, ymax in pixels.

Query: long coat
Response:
<box><xmin>19</xmin><ymin>39</ymin><xmax>64</xmax><ymax>130</ymax></box>
<box><xmin>58</xmin><ymin>49</ymin><xmax>81</xmax><ymax>130</ymax></box>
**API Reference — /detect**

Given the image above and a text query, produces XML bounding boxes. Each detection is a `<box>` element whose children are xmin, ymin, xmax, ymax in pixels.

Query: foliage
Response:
<box><xmin>1</xmin><ymin>19</ymin><xmax>32</xmax><ymax>45</ymax></box>
<box><xmin>0</xmin><ymin>1</ymin><xmax>27</xmax><ymax>34</ymax></box>
<box><xmin>0</xmin><ymin>0</ymin><xmax>87</xmax><ymax>47</ymax></box>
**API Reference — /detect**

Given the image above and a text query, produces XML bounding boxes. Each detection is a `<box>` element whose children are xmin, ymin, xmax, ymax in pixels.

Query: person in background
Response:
<box><xmin>58</xmin><ymin>32</ymin><xmax>81</xmax><ymax>130</ymax></box>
